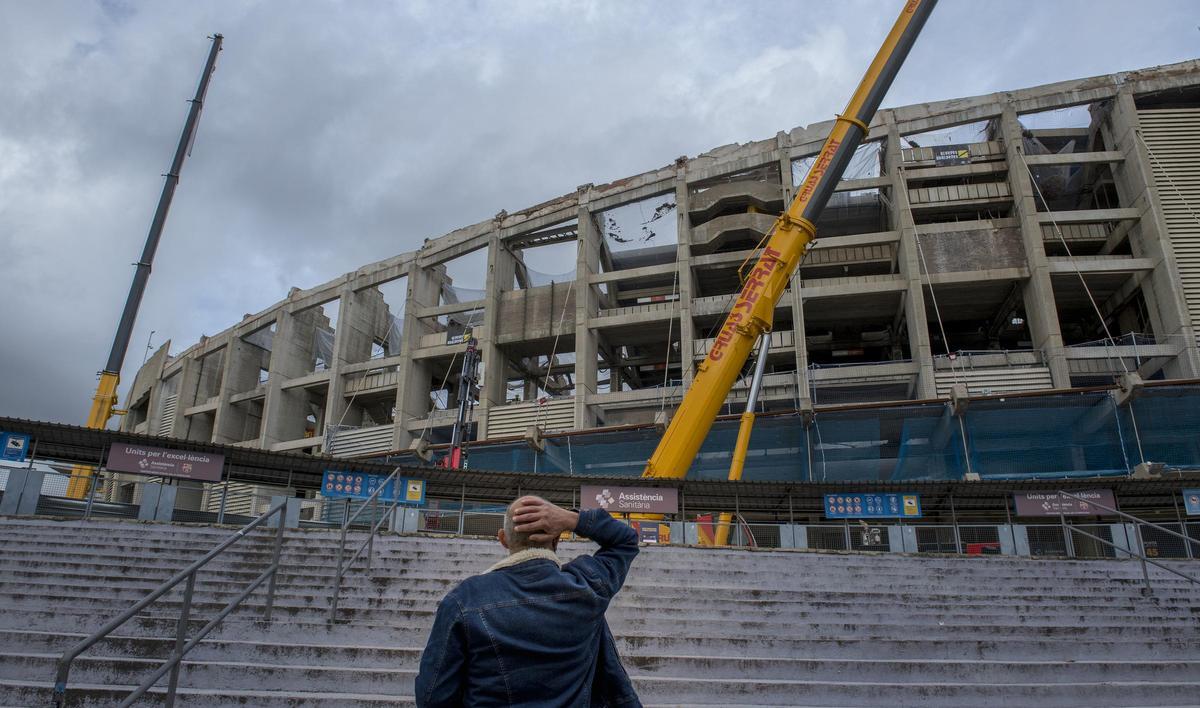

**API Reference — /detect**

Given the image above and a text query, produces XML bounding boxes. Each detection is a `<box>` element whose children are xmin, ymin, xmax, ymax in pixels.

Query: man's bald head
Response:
<box><xmin>501</xmin><ymin>496</ymin><xmax>555</xmax><ymax>553</ymax></box>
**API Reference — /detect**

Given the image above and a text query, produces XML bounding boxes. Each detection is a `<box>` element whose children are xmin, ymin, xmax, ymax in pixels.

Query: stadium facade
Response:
<box><xmin>120</xmin><ymin>60</ymin><xmax>1200</xmax><ymax>493</ymax></box>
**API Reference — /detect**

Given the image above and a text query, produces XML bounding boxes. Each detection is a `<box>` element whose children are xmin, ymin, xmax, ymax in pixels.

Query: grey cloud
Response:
<box><xmin>1</xmin><ymin>0</ymin><xmax>1197</xmax><ymax>423</ymax></box>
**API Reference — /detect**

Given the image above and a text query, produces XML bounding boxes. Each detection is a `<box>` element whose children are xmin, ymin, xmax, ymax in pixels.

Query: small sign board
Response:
<box><xmin>322</xmin><ymin>470</ymin><xmax>426</xmax><ymax>505</ymax></box>
<box><xmin>1013</xmin><ymin>489</ymin><xmax>1116</xmax><ymax>517</ymax></box>
<box><xmin>107</xmin><ymin>444</ymin><xmax>224</xmax><ymax>482</ymax></box>
<box><xmin>446</xmin><ymin>326</ymin><xmax>473</xmax><ymax>346</ymax></box>
<box><xmin>824</xmin><ymin>493</ymin><xmax>921</xmax><ymax>519</ymax></box>
<box><xmin>933</xmin><ymin>143</ymin><xmax>971</xmax><ymax>166</ymax></box>
<box><xmin>1183</xmin><ymin>489</ymin><xmax>1200</xmax><ymax>516</ymax></box>
<box><xmin>0</xmin><ymin>433</ymin><xmax>30</xmax><ymax>462</ymax></box>
<box><xmin>581</xmin><ymin>485</ymin><xmax>678</xmax><ymax>514</ymax></box>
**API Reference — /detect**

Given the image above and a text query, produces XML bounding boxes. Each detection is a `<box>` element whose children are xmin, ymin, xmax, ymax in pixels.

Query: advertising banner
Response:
<box><xmin>1013</xmin><ymin>489</ymin><xmax>1116</xmax><ymax>517</ymax></box>
<box><xmin>824</xmin><ymin>493</ymin><xmax>922</xmax><ymax>519</ymax></box>
<box><xmin>581</xmin><ymin>485</ymin><xmax>678</xmax><ymax>514</ymax></box>
<box><xmin>322</xmin><ymin>470</ymin><xmax>426</xmax><ymax>506</ymax></box>
<box><xmin>106</xmin><ymin>444</ymin><xmax>224</xmax><ymax>482</ymax></box>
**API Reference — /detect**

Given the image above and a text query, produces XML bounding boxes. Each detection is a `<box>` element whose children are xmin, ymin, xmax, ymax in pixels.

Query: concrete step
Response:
<box><xmin>5</xmin><ymin>561</ymin><xmax>1196</xmax><ymax>603</ymax></box>
<box><xmin>5</xmin><ymin>516</ymin><xmax>1200</xmax><ymax>707</ymax></box>
<box><xmin>6</xmin><ymin>673</ymin><xmax>1199</xmax><ymax>708</ymax></box>
<box><xmin>7</xmin><ymin>582</ymin><xmax>1190</xmax><ymax>628</ymax></box>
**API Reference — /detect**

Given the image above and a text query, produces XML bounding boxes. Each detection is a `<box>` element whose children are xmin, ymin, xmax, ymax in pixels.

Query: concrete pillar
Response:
<box><xmin>884</xmin><ymin>118</ymin><xmax>938</xmax><ymax>398</ymax></box>
<box><xmin>779</xmin><ymin>133</ymin><xmax>812</xmax><ymax>404</ymax></box>
<box><xmin>574</xmin><ymin>198</ymin><xmax>601</xmax><ymax>429</ymax></box>
<box><xmin>168</xmin><ymin>357</ymin><xmax>201</xmax><ymax>438</ymax></box>
<box><xmin>480</xmin><ymin>227</ymin><xmax>517</xmax><ymax>437</ymax></box>
<box><xmin>1000</xmin><ymin>106</ymin><xmax>1072</xmax><ymax>388</ymax></box>
<box><xmin>674</xmin><ymin>163</ymin><xmax>698</xmax><ymax>388</ymax></box>
<box><xmin>262</xmin><ymin>306</ymin><xmax>321</xmax><ymax>446</ymax></box>
<box><xmin>393</xmin><ymin>263</ymin><xmax>443</xmax><ymax>450</ymax></box>
<box><xmin>326</xmin><ymin>283</ymin><xmax>388</xmax><ymax>434</ymax></box>
<box><xmin>1104</xmin><ymin>90</ymin><xmax>1200</xmax><ymax>376</ymax></box>
<box><xmin>212</xmin><ymin>332</ymin><xmax>265</xmax><ymax>444</ymax></box>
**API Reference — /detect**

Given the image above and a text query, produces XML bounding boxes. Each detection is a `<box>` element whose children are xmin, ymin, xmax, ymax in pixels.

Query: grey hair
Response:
<box><xmin>503</xmin><ymin>496</ymin><xmax>553</xmax><ymax>552</ymax></box>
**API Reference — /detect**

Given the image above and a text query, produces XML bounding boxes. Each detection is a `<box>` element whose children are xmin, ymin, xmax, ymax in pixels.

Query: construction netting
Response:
<box><xmin>385</xmin><ymin>384</ymin><xmax>1200</xmax><ymax>482</ymax></box>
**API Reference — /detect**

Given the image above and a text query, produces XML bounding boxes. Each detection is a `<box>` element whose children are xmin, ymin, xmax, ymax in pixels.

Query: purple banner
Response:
<box><xmin>107</xmin><ymin>444</ymin><xmax>224</xmax><ymax>482</ymax></box>
<box><xmin>1013</xmin><ymin>489</ymin><xmax>1116</xmax><ymax>517</ymax></box>
<box><xmin>581</xmin><ymin>485</ymin><xmax>678</xmax><ymax>514</ymax></box>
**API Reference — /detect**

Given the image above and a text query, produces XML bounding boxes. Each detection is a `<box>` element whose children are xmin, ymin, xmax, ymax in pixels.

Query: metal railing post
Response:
<box><xmin>330</xmin><ymin>508</ymin><xmax>349</xmax><ymax>625</ymax></box>
<box><xmin>217</xmin><ymin>481</ymin><xmax>229</xmax><ymax>525</ymax></box>
<box><xmin>1060</xmin><ymin>512</ymin><xmax>1075</xmax><ymax>558</ymax></box>
<box><xmin>458</xmin><ymin>483</ymin><xmax>466</xmax><ymax>535</ymax></box>
<box><xmin>1004</xmin><ymin>495</ymin><xmax>1019</xmax><ymax>557</ymax></box>
<box><xmin>165</xmin><ymin>572</ymin><xmax>196</xmax><ymax>707</ymax></box>
<box><xmin>368</xmin><ymin>494</ymin><xmax>377</xmax><ymax>572</ymax></box>
<box><xmin>83</xmin><ymin>472</ymin><xmax>98</xmax><ymax>520</ymax></box>
<box><xmin>263</xmin><ymin>506</ymin><xmax>285</xmax><ymax>622</ymax></box>
<box><xmin>950</xmin><ymin>493</ymin><xmax>962</xmax><ymax>555</ymax></box>
<box><xmin>1133</xmin><ymin>522</ymin><xmax>1152</xmax><ymax>595</ymax></box>
<box><xmin>1173</xmin><ymin>493</ymin><xmax>1194</xmax><ymax>560</ymax></box>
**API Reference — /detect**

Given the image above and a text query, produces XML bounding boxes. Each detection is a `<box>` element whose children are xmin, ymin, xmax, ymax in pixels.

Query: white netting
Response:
<box><xmin>524</xmin><ymin>266</ymin><xmax>576</xmax><ymax>287</ymax></box>
<box><xmin>442</xmin><ymin>283</ymin><xmax>486</xmax><ymax>304</ymax></box>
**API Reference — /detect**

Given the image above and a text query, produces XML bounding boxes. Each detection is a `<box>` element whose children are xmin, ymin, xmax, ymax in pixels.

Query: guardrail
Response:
<box><xmin>52</xmin><ymin>500</ymin><xmax>289</xmax><ymax>707</ymax></box>
<box><xmin>328</xmin><ymin>467</ymin><xmax>409</xmax><ymax>625</ymax></box>
<box><xmin>1056</xmin><ymin>489</ymin><xmax>1200</xmax><ymax>594</ymax></box>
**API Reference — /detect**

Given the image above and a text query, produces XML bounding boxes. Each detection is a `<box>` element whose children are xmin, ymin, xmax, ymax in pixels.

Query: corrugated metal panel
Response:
<box><xmin>156</xmin><ymin>395</ymin><xmax>177</xmax><ymax>437</ymax></box>
<box><xmin>1140</xmin><ymin>108</ymin><xmax>1200</xmax><ymax>331</ymax></box>
<box><xmin>934</xmin><ymin>366</ymin><xmax>1053</xmax><ymax>397</ymax></box>
<box><xmin>486</xmin><ymin>399</ymin><xmax>575</xmax><ymax>438</ymax></box>
<box><xmin>203</xmin><ymin>482</ymin><xmax>291</xmax><ymax>516</ymax></box>
<box><xmin>326</xmin><ymin>425</ymin><xmax>394</xmax><ymax>458</ymax></box>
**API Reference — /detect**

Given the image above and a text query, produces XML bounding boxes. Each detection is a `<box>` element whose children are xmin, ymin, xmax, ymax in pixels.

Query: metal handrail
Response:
<box><xmin>1056</xmin><ymin>490</ymin><xmax>1200</xmax><ymax>594</ymax></box>
<box><xmin>52</xmin><ymin>500</ymin><xmax>288</xmax><ymax>708</ymax></box>
<box><xmin>328</xmin><ymin>467</ymin><xmax>408</xmax><ymax>624</ymax></box>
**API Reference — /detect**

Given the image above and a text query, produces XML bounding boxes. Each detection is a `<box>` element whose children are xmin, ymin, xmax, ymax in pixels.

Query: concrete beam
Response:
<box><xmin>1037</xmin><ymin>208</ymin><xmax>1142</xmax><ymax>225</ymax></box>
<box><xmin>1047</xmin><ymin>257</ymin><xmax>1155</xmax><ymax>274</ymax></box>
<box><xmin>1024</xmin><ymin>150</ymin><xmax>1125</xmax><ymax>166</ymax></box>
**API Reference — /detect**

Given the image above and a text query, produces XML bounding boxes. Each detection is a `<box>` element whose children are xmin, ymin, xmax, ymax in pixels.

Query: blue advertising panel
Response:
<box><xmin>0</xmin><ymin>433</ymin><xmax>30</xmax><ymax>462</ymax></box>
<box><xmin>1184</xmin><ymin>489</ymin><xmax>1200</xmax><ymax>516</ymax></box>
<box><xmin>322</xmin><ymin>470</ymin><xmax>426</xmax><ymax>506</ymax></box>
<box><xmin>824</xmin><ymin>492</ymin><xmax>922</xmax><ymax>519</ymax></box>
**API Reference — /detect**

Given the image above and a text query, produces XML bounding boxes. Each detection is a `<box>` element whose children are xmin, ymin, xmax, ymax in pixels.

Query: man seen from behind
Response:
<box><xmin>415</xmin><ymin>495</ymin><xmax>641</xmax><ymax>707</ymax></box>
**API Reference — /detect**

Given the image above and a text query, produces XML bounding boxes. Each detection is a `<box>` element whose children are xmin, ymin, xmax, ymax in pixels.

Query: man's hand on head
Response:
<box><xmin>511</xmin><ymin>496</ymin><xmax>579</xmax><ymax>543</ymax></box>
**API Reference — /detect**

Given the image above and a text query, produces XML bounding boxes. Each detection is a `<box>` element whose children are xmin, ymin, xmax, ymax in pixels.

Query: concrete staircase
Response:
<box><xmin>0</xmin><ymin>516</ymin><xmax>1198</xmax><ymax>707</ymax></box>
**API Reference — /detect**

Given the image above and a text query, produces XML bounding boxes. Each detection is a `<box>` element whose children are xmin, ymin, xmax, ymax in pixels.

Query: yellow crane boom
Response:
<box><xmin>643</xmin><ymin>0</ymin><xmax>936</xmax><ymax>481</ymax></box>
<box><xmin>67</xmin><ymin>34</ymin><xmax>223</xmax><ymax>498</ymax></box>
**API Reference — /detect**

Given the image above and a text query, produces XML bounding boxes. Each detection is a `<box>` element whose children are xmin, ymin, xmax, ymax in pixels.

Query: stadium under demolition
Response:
<box><xmin>3</xmin><ymin>3</ymin><xmax>1200</xmax><ymax>705</ymax></box>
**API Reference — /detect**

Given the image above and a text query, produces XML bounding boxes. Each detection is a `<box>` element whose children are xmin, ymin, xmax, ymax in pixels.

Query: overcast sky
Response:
<box><xmin>1</xmin><ymin>0</ymin><xmax>1197</xmax><ymax>425</ymax></box>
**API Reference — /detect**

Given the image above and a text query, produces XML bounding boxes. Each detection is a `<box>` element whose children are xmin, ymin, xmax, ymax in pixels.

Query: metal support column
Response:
<box><xmin>949</xmin><ymin>493</ymin><xmax>962</xmax><ymax>554</ymax></box>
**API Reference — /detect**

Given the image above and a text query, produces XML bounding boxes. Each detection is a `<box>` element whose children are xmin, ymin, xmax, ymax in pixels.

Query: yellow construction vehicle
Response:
<box><xmin>67</xmin><ymin>35</ymin><xmax>223</xmax><ymax>498</ymax></box>
<box><xmin>640</xmin><ymin>0</ymin><xmax>938</xmax><ymax>542</ymax></box>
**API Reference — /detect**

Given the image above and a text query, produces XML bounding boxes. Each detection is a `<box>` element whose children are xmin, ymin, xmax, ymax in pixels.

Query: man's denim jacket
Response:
<box><xmin>415</xmin><ymin>509</ymin><xmax>641</xmax><ymax>707</ymax></box>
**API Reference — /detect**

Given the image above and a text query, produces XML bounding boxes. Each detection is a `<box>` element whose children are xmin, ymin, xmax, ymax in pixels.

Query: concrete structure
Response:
<box><xmin>123</xmin><ymin>60</ymin><xmax>1200</xmax><ymax>469</ymax></box>
<box><xmin>2</xmin><ymin>516</ymin><xmax>1200</xmax><ymax>705</ymax></box>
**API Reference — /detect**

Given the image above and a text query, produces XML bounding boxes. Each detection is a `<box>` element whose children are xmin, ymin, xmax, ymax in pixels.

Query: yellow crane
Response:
<box><xmin>67</xmin><ymin>35</ymin><xmax>223</xmax><ymax>498</ymax></box>
<box><xmin>640</xmin><ymin>0</ymin><xmax>937</xmax><ymax>540</ymax></box>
